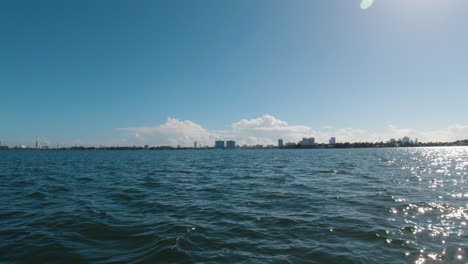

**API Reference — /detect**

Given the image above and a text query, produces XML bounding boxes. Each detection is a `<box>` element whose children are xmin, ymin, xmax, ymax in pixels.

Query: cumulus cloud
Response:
<box><xmin>119</xmin><ymin>118</ymin><xmax>215</xmax><ymax>147</ymax></box>
<box><xmin>118</xmin><ymin>115</ymin><xmax>468</xmax><ymax>147</ymax></box>
<box><xmin>230</xmin><ymin>115</ymin><xmax>315</xmax><ymax>145</ymax></box>
<box><xmin>232</xmin><ymin>115</ymin><xmax>289</xmax><ymax>130</ymax></box>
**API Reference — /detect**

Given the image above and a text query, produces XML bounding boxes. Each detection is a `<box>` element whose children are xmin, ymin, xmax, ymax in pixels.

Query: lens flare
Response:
<box><xmin>360</xmin><ymin>0</ymin><xmax>374</xmax><ymax>9</ymax></box>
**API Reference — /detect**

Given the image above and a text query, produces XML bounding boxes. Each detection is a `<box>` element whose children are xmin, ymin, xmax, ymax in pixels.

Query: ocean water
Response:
<box><xmin>0</xmin><ymin>148</ymin><xmax>466</xmax><ymax>264</ymax></box>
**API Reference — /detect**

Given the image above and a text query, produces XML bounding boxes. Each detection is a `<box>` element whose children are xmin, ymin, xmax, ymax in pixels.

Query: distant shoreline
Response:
<box><xmin>1</xmin><ymin>140</ymin><xmax>467</xmax><ymax>151</ymax></box>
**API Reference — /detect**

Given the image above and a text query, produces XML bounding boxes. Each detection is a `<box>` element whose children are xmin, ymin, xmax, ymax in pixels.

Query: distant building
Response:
<box><xmin>415</xmin><ymin>138</ymin><xmax>418</xmax><ymax>144</ymax></box>
<box><xmin>389</xmin><ymin>138</ymin><xmax>396</xmax><ymax>144</ymax></box>
<box><xmin>402</xmin><ymin>136</ymin><xmax>410</xmax><ymax>144</ymax></box>
<box><xmin>194</xmin><ymin>141</ymin><xmax>197</xmax><ymax>148</ymax></box>
<box><xmin>299</xmin><ymin>137</ymin><xmax>315</xmax><ymax>146</ymax></box>
<box><xmin>285</xmin><ymin>142</ymin><xmax>297</xmax><ymax>147</ymax></box>
<box><xmin>35</xmin><ymin>140</ymin><xmax>39</xmax><ymax>149</ymax></box>
<box><xmin>226</xmin><ymin>140</ymin><xmax>236</xmax><ymax>149</ymax></box>
<box><xmin>329</xmin><ymin>137</ymin><xmax>336</xmax><ymax>145</ymax></box>
<box><xmin>214</xmin><ymin>140</ymin><xmax>225</xmax><ymax>149</ymax></box>
<box><xmin>0</xmin><ymin>140</ymin><xmax>7</xmax><ymax>150</ymax></box>
<box><xmin>278</xmin><ymin>139</ymin><xmax>284</xmax><ymax>147</ymax></box>
<box><xmin>144</xmin><ymin>145</ymin><xmax>149</xmax><ymax>149</ymax></box>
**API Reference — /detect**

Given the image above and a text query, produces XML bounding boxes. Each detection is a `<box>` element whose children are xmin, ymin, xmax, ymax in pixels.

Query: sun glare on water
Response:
<box><xmin>360</xmin><ymin>0</ymin><xmax>374</xmax><ymax>10</ymax></box>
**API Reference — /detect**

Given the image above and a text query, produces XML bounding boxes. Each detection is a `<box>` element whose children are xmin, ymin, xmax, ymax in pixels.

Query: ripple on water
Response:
<box><xmin>25</xmin><ymin>190</ymin><xmax>47</xmax><ymax>199</ymax></box>
<box><xmin>0</xmin><ymin>147</ymin><xmax>467</xmax><ymax>263</ymax></box>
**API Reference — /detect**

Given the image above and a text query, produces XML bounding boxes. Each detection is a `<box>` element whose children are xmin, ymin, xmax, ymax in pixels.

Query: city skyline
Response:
<box><xmin>1</xmin><ymin>114</ymin><xmax>467</xmax><ymax>148</ymax></box>
<box><xmin>1</xmin><ymin>1</ymin><xmax>468</xmax><ymax>146</ymax></box>
<box><xmin>3</xmin><ymin>134</ymin><xmax>466</xmax><ymax>150</ymax></box>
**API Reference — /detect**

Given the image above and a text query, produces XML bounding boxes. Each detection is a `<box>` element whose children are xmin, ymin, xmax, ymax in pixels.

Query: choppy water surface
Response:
<box><xmin>0</xmin><ymin>148</ymin><xmax>467</xmax><ymax>263</ymax></box>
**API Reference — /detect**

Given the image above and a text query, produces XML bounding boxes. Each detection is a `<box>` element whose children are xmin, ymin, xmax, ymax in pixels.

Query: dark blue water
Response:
<box><xmin>1</xmin><ymin>148</ymin><xmax>467</xmax><ymax>263</ymax></box>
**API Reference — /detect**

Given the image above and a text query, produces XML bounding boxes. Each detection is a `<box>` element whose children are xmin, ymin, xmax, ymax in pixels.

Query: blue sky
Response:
<box><xmin>1</xmin><ymin>0</ymin><xmax>467</xmax><ymax>146</ymax></box>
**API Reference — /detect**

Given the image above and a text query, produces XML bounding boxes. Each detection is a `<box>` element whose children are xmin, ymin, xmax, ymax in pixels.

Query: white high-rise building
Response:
<box><xmin>226</xmin><ymin>140</ymin><xmax>236</xmax><ymax>149</ymax></box>
<box><xmin>214</xmin><ymin>140</ymin><xmax>225</xmax><ymax>149</ymax></box>
<box><xmin>402</xmin><ymin>136</ymin><xmax>410</xmax><ymax>144</ymax></box>
<box><xmin>329</xmin><ymin>137</ymin><xmax>336</xmax><ymax>145</ymax></box>
<box><xmin>278</xmin><ymin>139</ymin><xmax>284</xmax><ymax>147</ymax></box>
<box><xmin>299</xmin><ymin>137</ymin><xmax>315</xmax><ymax>146</ymax></box>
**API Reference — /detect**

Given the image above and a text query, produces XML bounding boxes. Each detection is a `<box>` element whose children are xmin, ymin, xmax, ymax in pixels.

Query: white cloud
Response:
<box><xmin>119</xmin><ymin>118</ymin><xmax>214</xmax><ymax>147</ymax></box>
<box><xmin>232</xmin><ymin>115</ymin><xmax>289</xmax><ymax>129</ymax></box>
<box><xmin>448</xmin><ymin>125</ymin><xmax>468</xmax><ymax>138</ymax></box>
<box><xmin>387</xmin><ymin>124</ymin><xmax>468</xmax><ymax>143</ymax></box>
<box><xmin>118</xmin><ymin>115</ymin><xmax>468</xmax><ymax>147</ymax></box>
<box><xmin>230</xmin><ymin>115</ymin><xmax>315</xmax><ymax>145</ymax></box>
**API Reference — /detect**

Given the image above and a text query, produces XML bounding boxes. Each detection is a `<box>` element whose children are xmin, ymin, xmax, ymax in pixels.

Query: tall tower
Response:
<box><xmin>36</xmin><ymin>140</ymin><xmax>39</xmax><ymax>149</ymax></box>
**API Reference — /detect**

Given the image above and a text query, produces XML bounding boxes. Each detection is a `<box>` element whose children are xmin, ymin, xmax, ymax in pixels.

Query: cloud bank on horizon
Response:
<box><xmin>119</xmin><ymin>115</ymin><xmax>468</xmax><ymax>147</ymax></box>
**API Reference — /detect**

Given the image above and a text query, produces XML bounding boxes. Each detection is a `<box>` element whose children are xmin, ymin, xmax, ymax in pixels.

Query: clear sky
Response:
<box><xmin>1</xmin><ymin>0</ymin><xmax>467</xmax><ymax>146</ymax></box>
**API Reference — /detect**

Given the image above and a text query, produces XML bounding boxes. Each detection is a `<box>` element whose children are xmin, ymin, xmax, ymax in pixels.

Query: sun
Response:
<box><xmin>360</xmin><ymin>0</ymin><xmax>374</xmax><ymax>10</ymax></box>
